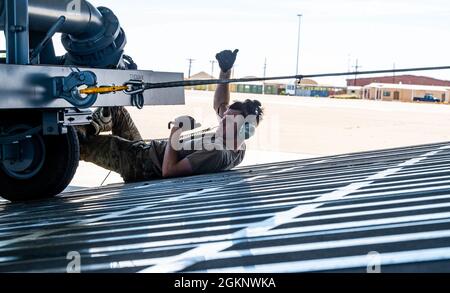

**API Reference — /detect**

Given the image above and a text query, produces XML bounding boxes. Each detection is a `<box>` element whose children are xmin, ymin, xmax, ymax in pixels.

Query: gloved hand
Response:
<box><xmin>216</xmin><ymin>49</ymin><xmax>239</xmax><ymax>73</ymax></box>
<box><xmin>168</xmin><ymin>116</ymin><xmax>202</xmax><ymax>132</ymax></box>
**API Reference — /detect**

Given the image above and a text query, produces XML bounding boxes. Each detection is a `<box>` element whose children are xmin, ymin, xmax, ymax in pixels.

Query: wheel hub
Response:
<box><xmin>1</xmin><ymin>125</ymin><xmax>46</xmax><ymax>180</ymax></box>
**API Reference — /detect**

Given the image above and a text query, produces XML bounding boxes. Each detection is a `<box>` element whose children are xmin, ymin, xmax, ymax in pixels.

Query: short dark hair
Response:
<box><xmin>229</xmin><ymin>99</ymin><xmax>264</xmax><ymax>125</ymax></box>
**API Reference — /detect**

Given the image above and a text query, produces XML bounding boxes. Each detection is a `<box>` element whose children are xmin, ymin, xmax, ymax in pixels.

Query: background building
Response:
<box><xmin>347</xmin><ymin>75</ymin><xmax>450</xmax><ymax>87</ymax></box>
<box><xmin>186</xmin><ymin>71</ymin><xmax>217</xmax><ymax>91</ymax></box>
<box><xmin>294</xmin><ymin>79</ymin><xmax>346</xmax><ymax>97</ymax></box>
<box><xmin>363</xmin><ymin>83</ymin><xmax>450</xmax><ymax>103</ymax></box>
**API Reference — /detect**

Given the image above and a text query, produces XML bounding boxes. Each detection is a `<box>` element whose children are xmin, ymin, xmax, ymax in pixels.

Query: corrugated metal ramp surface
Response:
<box><xmin>1</xmin><ymin>142</ymin><xmax>450</xmax><ymax>273</ymax></box>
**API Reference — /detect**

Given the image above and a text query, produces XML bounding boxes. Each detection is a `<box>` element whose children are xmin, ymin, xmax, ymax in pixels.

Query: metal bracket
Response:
<box><xmin>64</xmin><ymin>109</ymin><xmax>93</xmax><ymax>126</ymax></box>
<box><xmin>123</xmin><ymin>79</ymin><xmax>145</xmax><ymax>109</ymax></box>
<box><xmin>42</xmin><ymin>111</ymin><xmax>65</xmax><ymax>135</ymax></box>
<box><xmin>52</xmin><ymin>70</ymin><xmax>98</xmax><ymax>108</ymax></box>
<box><xmin>42</xmin><ymin>109</ymin><xmax>93</xmax><ymax>135</ymax></box>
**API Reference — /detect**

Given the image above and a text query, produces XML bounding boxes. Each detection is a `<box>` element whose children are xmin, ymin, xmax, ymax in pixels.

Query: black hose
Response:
<box><xmin>141</xmin><ymin>65</ymin><xmax>450</xmax><ymax>90</ymax></box>
<box><xmin>0</xmin><ymin>0</ymin><xmax>104</xmax><ymax>37</ymax></box>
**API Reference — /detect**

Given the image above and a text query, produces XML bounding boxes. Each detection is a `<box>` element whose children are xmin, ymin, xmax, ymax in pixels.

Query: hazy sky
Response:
<box><xmin>4</xmin><ymin>0</ymin><xmax>450</xmax><ymax>85</ymax></box>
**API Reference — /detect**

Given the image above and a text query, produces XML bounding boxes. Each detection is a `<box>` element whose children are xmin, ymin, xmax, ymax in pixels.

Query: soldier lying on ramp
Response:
<box><xmin>76</xmin><ymin>49</ymin><xmax>264</xmax><ymax>182</ymax></box>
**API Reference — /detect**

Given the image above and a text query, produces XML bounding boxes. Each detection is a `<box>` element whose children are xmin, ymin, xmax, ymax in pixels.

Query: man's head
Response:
<box><xmin>228</xmin><ymin>99</ymin><xmax>264</xmax><ymax>126</ymax></box>
<box><xmin>219</xmin><ymin>99</ymin><xmax>264</xmax><ymax>148</ymax></box>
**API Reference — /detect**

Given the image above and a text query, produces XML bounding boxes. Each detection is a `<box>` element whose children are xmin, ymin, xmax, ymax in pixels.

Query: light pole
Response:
<box><xmin>209</xmin><ymin>60</ymin><xmax>216</xmax><ymax>91</ymax></box>
<box><xmin>295</xmin><ymin>14</ymin><xmax>303</xmax><ymax>76</ymax></box>
<box><xmin>263</xmin><ymin>58</ymin><xmax>267</xmax><ymax>94</ymax></box>
<box><xmin>352</xmin><ymin>59</ymin><xmax>361</xmax><ymax>86</ymax></box>
<box><xmin>210</xmin><ymin>60</ymin><xmax>216</xmax><ymax>78</ymax></box>
<box><xmin>187</xmin><ymin>58</ymin><xmax>195</xmax><ymax>79</ymax></box>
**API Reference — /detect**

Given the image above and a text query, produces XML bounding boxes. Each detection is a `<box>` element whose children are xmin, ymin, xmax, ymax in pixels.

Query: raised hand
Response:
<box><xmin>215</xmin><ymin>49</ymin><xmax>239</xmax><ymax>73</ymax></box>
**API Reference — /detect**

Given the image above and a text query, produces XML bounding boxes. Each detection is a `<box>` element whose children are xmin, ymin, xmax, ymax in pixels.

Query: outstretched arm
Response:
<box><xmin>214</xmin><ymin>49</ymin><xmax>239</xmax><ymax>117</ymax></box>
<box><xmin>214</xmin><ymin>69</ymin><xmax>231</xmax><ymax>118</ymax></box>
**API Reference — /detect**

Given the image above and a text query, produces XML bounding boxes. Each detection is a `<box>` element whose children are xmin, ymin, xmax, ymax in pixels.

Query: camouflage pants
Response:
<box><xmin>78</xmin><ymin>107</ymin><xmax>160</xmax><ymax>182</ymax></box>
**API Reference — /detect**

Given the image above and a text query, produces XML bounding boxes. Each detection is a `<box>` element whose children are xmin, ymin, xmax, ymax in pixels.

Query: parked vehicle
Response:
<box><xmin>413</xmin><ymin>94</ymin><xmax>441</xmax><ymax>103</ymax></box>
<box><xmin>285</xmin><ymin>84</ymin><xmax>296</xmax><ymax>96</ymax></box>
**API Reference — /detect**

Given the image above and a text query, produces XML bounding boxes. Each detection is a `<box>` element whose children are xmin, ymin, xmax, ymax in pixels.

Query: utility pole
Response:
<box><xmin>210</xmin><ymin>60</ymin><xmax>216</xmax><ymax>78</ymax></box>
<box><xmin>393</xmin><ymin>62</ymin><xmax>396</xmax><ymax>84</ymax></box>
<box><xmin>187</xmin><ymin>58</ymin><xmax>195</xmax><ymax>79</ymax></box>
<box><xmin>352</xmin><ymin>59</ymin><xmax>361</xmax><ymax>86</ymax></box>
<box><xmin>263</xmin><ymin>58</ymin><xmax>267</xmax><ymax>78</ymax></box>
<box><xmin>296</xmin><ymin>14</ymin><xmax>303</xmax><ymax>76</ymax></box>
<box><xmin>263</xmin><ymin>58</ymin><xmax>267</xmax><ymax>95</ymax></box>
<box><xmin>209</xmin><ymin>60</ymin><xmax>216</xmax><ymax>91</ymax></box>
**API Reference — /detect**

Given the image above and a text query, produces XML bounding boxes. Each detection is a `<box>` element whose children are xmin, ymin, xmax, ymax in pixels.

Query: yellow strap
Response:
<box><xmin>79</xmin><ymin>85</ymin><xmax>129</xmax><ymax>95</ymax></box>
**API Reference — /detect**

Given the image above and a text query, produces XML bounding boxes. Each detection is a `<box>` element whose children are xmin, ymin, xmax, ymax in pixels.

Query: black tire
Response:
<box><xmin>0</xmin><ymin>126</ymin><xmax>79</xmax><ymax>202</ymax></box>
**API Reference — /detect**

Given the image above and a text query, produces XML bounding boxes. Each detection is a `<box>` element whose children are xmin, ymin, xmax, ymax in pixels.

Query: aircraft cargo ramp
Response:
<box><xmin>1</xmin><ymin>142</ymin><xmax>450</xmax><ymax>273</ymax></box>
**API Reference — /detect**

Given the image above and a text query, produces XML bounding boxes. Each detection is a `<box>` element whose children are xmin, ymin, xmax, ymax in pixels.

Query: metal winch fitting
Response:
<box><xmin>53</xmin><ymin>70</ymin><xmax>98</xmax><ymax>108</ymax></box>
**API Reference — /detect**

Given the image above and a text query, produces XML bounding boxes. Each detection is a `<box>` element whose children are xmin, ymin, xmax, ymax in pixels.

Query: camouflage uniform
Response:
<box><xmin>77</xmin><ymin>107</ymin><xmax>165</xmax><ymax>183</ymax></box>
<box><xmin>77</xmin><ymin>106</ymin><xmax>247</xmax><ymax>183</ymax></box>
